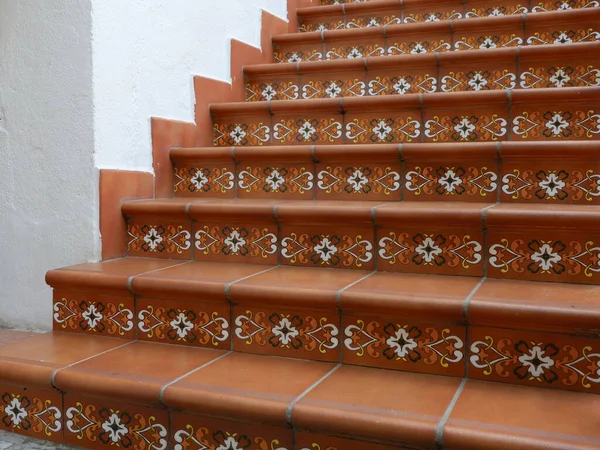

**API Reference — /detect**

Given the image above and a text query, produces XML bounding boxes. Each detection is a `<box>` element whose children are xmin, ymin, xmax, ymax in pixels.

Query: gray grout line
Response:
<box><xmin>335</xmin><ymin>271</ymin><xmax>377</xmax><ymax>309</ymax></box>
<box><xmin>462</xmin><ymin>277</ymin><xmax>487</xmax><ymax>323</ymax></box>
<box><xmin>127</xmin><ymin>260</ymin><xmax>192</xmax><ymax>293</ymax></box>
<box><xmin>50</xmin><ymin>341</ymin><xmax>135</xmax><ymax>390</ymax></box>
<box><xmin>435</xmin><ymin>378</ymin><xmax>467</xmax><ymax>449</ymax></box>
<box><xmin>286</xmin><ymin>364</ymin><xmax>341</xmax><ymax>426</ymax></box>
<box><xmin>225</xmin><ymin>265</ymin><xmax>280</xmax><ymax>303</ymax></box>
<box><xmin>158</xmin><ymin>351</ymin><xmax>232</xmax><ymax>406</ymax></box>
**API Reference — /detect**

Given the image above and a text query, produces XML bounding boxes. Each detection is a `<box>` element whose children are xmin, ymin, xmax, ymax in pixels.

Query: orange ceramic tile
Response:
<box><xmin>385</xmin><ymin>21</ymin><xmax>453</xmax><ymax>56</ymax></box>
<box><xmin>452</xmin><ymin>14</ymin><xmax>525</xmax><ymax>51</ymax></box>
<box><xmin>292</xmin><ymin>365</ymin><xmax>462</xmax><ymax>448</ymax></box>
<box><xmin>237</xmin><ymin>162</ymin><xmax>316</xmax><ymax>199</ymax></box>
<box><xmin>53</xmin><ymin>291</ymin><xmax>135</xmax><ymax>338</ymax></box>
<box><xmin>173</xmin><ymin>163</ymin><xmax>236</xmax><ymax>198</ymax></box>
<box><xmin>63</xmin><ymin>394</ymin><xmax>169</xmax><ymax>450</ymax></box>
<box><xmin>468</xmin><ymin>326</ymin><xmax>600</xmax><ymax>393</ymax></box>
<box><xmin>442</xmin><ymin>380</ymin><xmax>600</xmax><ymax>449</ymax></box>
<box><xmin>366</xmin><ymin>53</ymin><xmax>439</xmax><ymax>96</ymax></box>
<box><xmin>0</xmin><ymin>329</ymin><xmax>38</xmax><ymax>347</ymax></box>
<box><xmin>163</xmin><ymin>352</ymin><xmax>335</xmax><ymax>425</ymax></box>
<box><xmin>172</xmin><ymin>411</ymin><xmax>294</xmax><ymax>450</ymax></box>
<box><xmin>127</xmin><ymin>220</ymin><xmax>194</xmax><ymax>260</ymax></box>
<box><xmin>213</xmin><ymin>115</ymin><xmax>273</xmax><ymax>147</ymax></box>
<box><xmin>0</xmin><ymin>385</ymin><xmax>63</xmax><ymax>443</ymax></box>
<box><xmin>524</xmin><ymin>8</ymin><xmax>600</xmax><ymax>48</ymax></box>
<box><xmin>296</xmin><ymin>432</ymin><xmax>407</xmax><ymax>450</ymax></box>
<box><xmin>54</xmin><ymin>341</ymin><xmax>225</xmax><ymax>406</ymax></box>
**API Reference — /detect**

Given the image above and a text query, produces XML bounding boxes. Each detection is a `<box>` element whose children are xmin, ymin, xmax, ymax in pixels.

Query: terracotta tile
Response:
<box><xmin>292</xmin><ymin>365</ymin><xmax>462</xmax><ymax>447</ymax></box>
<box><xmin>296</xmin><ymin>432</ymin><xmax>406</xmax><ymax>450</ymax></box>
<box><xmin>0</xmin><ymin>332</ymin><xmax>125</xmax><ymax>389</ymax></box>
<box><xmin>173</xmin><ymin>162</ymin><xmax>236</xmax><ymax>198</ymax></box>
<box><xmin>55</xmin><ymin>341</ymin><xmax>224</xmax><ymax>406</ymax></box>
<box><xmin>213</xmin><ymin>114</ymin><xmax>273</xmax><ymax>147</ymax></box>
<box><xmin>163</xmin><ymin>353</ymin><xmax>335</xmax><ymax>424</ymax></box>
<box><xmin>298</xmin><ymin>61</ymin><xmax>369</xmax><ymax>100</ymax></box>
<box><xmin>402</xmin><ymin>2</ymin><xmax>464</xmax><ymax>24</ymax></box>
<box><xmin>137</xmin><ymin>297</ymin><xmax>230</xmax><ymax>349</ymax></box>
<box><xmin>518</xmin><ymin>56</ymin><xmax>600</xmax><ymax>91</ymax></box>
<box><xmin>0</xmin><ymin>329</ymin><xmax>38</xmax><ymax>347</ymax></box>
<box><xmin>386</xmin><ymin>25</ymin><xmax>452</xmax><ymax>57</ymax></box>
<box><xmin>63</xmin><ymin>394</ymin><xmax>169</xmax><ymax>450</ymax></box>
<box><xmin>237</xmin><ymin>162</ymin><xmax>316</xmax><ymax>199</ymax></box>
<box><xmin>344</xmin><ymin>111</ymin><xmax>422</xmax><ymax>144</ymax></box>
<box><xmin>127</xmin><ymin>219</ymin><xmax>193</xmax><ymax>260</ymax></box>
<box><xmin>468</xmin><ymin>326</ymin><xmax>600</xmax><ymax>394</ymax></box>
<box><xmin>464</xmin><ymin>0</ymin><xmax>528</xmax><ymax>17</ymax></box>
<box><xmin>0</xmin><ymin>385</ymin><xmax>63</xmax><ymax>443</ymax></box>
<box><xmin>172</xmin><ymin>412</ymin><xmax>293</xmax><ymax>450</ymax></box>
<box><xmin>525</xmin><ymin>10</ymin><xmax>600</xmax><ymax>49</ymax></box>
<box><xmin>366</xmin><ymin>64</ymin><xmax>439</xmax><ymax>97</ymax></box>
<box><xmin>443</xmin><ymin>379</ymin><xmax>600</xmax><ymax>449</ymax></box>
<box><xmin>324</xmin><ymin>34</ymin><xmax>387</xmax><ymax>61</ymax></box>
<box><xmin>246</xmin><ymin>75</ymin><xmax>302</xmax><ymax>102</ymax></box>
<box><xmin>53</xmin><ymin>291</ymin><xmax>135</xmax><ymax>339</ymax></box>
<box><xmin>274</xmin><ymin>37</ymin><xmax>325</xmax><ymax>64</ymax></box>
<box><xmin>271</xmin><ymin>113</ymin><xmax>346</xmax><ymax>145</ymax></box>
<box><xmin>453</xmin><ymin>15</ymin><xmax>525</xmax><ymax>51</ymax></box>
<box><xmin>233</xmin><ymin>304</ymin><xmax>340</xmax><ymax>362</ymax></box>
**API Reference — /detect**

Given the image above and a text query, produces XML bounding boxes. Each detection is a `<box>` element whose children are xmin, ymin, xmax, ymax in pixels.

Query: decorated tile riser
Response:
<box><xmin>246</xmin><ymin>62</ymin><xmax>600</xmax><ymax>101</ymax></box>
<box><xmin>297</xmin><ymin>432</ymin><xmax>418</xmax><ymax>450</ymax></box>
<box><xmin>137</xmin><ymin>298</ymin><xmax>230</xmax><ymax>349</ymax></box>
<box><xmin>233</xmin><ymin>306</ymin><xmax>341</xmax><ymax>362</ymax></box>
<box><xmin>213</xmin><ymin>107</ymin><xmax>600</xmax><ymax>147</ymax></box>
<box><xmin>53</xmin><ymin>291</ymin><xmax>135</xmax><ymax>339</ymax></box>
<box><xmin>274</xmin><ymin>27</ymin><xmax>600</xmax><ymax>63</ymax></box>
<box><xmin>468</xmin><ymin>327</ymin><xmax>600</xmax><ymax>394</ymax></box>
<box><xmin>302</xmin><ymin>1</ymin><xmax>600</xmax><ymax>32</ymax></box>
<box><xmin>173</xmin><ymin>161</ymin><xmax>600</xmax><ymax>204</ymax></box>
<box><xmin>127</xmin><ymin>221</ymin><xmax>193</xmax><ymax>259</ymax></box>
<box><xmin>343</xmin><ymin>316</ymin><xmax>466</xmax><ymax>377</ymax></box>
<box><xmin>0</xmin><ymin>386</ymin><xmax>63</xmax><ymax>443</ymax></box>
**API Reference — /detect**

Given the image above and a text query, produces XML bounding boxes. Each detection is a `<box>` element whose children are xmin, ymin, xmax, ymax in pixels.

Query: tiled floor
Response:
<box><xmin>0</xmin><ymin>431</ymin><xmax>80</xmax><ymax>450</ymax></box>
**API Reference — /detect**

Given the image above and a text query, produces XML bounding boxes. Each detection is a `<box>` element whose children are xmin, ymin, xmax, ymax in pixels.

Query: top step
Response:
<box><xmin>305</xmin><ymin>0</ymin><xmax>599</xmax><ymax>32</ymax></box>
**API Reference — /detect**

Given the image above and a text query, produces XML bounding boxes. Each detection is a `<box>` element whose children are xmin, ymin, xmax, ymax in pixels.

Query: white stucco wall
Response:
<box><xmin>0</xmin><ymin>0</ymin><xmax>97</xmax><ymax>330</ymax></box>
<box><xmin>93</xmin><ymin>0</ymin><xmax>287</xmax><ymax>172</ymax></box>
<box><xmin>0</xmin><ymin>0</ymin><xmax>288</xmax><ymax>330</ymax></box>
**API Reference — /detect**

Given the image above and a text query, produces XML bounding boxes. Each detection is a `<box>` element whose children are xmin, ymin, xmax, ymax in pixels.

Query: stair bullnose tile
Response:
<box><xmin>291</xmin><ymin>366</ymin><xmax>462</xmax><ymax>448</ymax></box>
<box><xmin>234</xmin><ymin>145</ymin><xmax>314</xmax><ymax>163</ymax></box>
<box><xmin>375</xmin><ymin>202</ymin><xmax>489</xmax><ymax>228</ymax></box>
<box><xmin>54</xmin><ymin>341</ymin><xmax>225</xmax><ymax>406</ymax></box>
<box><xmin>276</xmin><ymin>200</ymin><xmax>380</xmax><ymax>224</ymax></box>
<box><xmin>188</xmin><ymin>199</ymin><xmax>280</xmax><ymax>222</ymax></box>
<box><xmin>163</xmin><ymin>353</ymin><xmax>335</xmax><ymax>425</ymax></box>
<box><xmin>121</xmin><ymin>198</ymin><xmax>198</xmax><ymax>219</ymax></box>
<box><xmin>486</xmin><ymin>203</ymin><xmax>600</xmax><ymax>232</ymax></box>
<box><xmin>499</xmin><ymin>141</ymin><xmax>600</xmax><ymax>159</ymax></box>
<box><xmin>170</xmin><ymin>146</ymin><xmax>233</xmax><ymax>163</ymax></box>
<box><xmin>313</xmin><ymin>143</ymin><xmax>401</xmax><ymax>162</ymax></box>
<box><xmin>442</xmin><ymin>380</ymin><xmax>600</xmax><ymax>450</ymax></box>
<box><xmin>467</xmin><ymin>278</ymin><xmax>600</xmax><ymax>331</ymax></box>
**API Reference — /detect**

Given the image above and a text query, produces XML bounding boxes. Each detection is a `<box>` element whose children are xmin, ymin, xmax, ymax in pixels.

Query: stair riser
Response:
<box><xmin>50</xmin><ymin>290</ymin><xmax>600</xmax><ymax>395</ymax></box>
<box><xmin>247</xmin><ymin>46</ymin><xmax>600</xmax><ymax>101</ymax></box>
<box><xmin>274</xmin><ymin>11</ymin><xmax>600</xmax><ymax>63</ymax></box>
<box><xmin>302</xmin><ymin>1</ymin><xmax>598</xmax><ymax>32</ymax></box>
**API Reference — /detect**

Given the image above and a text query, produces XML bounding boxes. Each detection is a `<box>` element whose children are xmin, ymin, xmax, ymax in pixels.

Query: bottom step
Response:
<box><xmin>0</xmin><ymin>331</ymin><xmax>599</xmax><ymax>450</ymax></box>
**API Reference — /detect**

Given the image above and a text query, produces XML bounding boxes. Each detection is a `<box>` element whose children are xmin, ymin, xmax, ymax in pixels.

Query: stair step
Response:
<box><xmin>1</xmin><ymin>331</ymin><xmax>600</xmax><ymax>449</ymax></box>
<box><xmin>274</xmin><ymin>8</ymin><xmax>600</xmax><ymax>63</ymax></box>
<box><xmin>246</xmin><ymin>42</ymin><xmax>600</xmax><ymax>101</ymax></box>
<box><xmin>172</xmin><ymin>142</ymin><xmax>600</xmax><ymax>205</ymax></box>
<box><xmin>300</xmin><ymin>0</ymin><xmax>598</xmax><ymax>32</ymax></box>
<box><xmin>213</xmin><ymin>87</ymin><xmax>600</xmax><ymax>146</ymax></box>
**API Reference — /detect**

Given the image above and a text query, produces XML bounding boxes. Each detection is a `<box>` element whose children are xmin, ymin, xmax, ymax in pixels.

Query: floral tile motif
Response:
<box><xmin>172</xmin><ymin>413</ymin><xmax>293</xmax><ymax>450</ymax></box>
<box><xmin>0</xmin><ymin>387</ymin><xmax>63</xmax><ymax>442</ymax></box>
<box><xmin>246</xmin><ymin>80</ymin><xmax>301</xmax><ymax>102</ymax></box>
<box><xmin>404</xmin><ymin>164</ymin><xmax>499</xmax><ymax>201</ymax></box>
<box><xmin>343</xmin><ymin>317</ymin><xmax>466</xmax><ymax>376</ymax></box>
<box><xmin>511</xmin><ymin>109</ymin><xmax>600</xmax><ymax>140</ymax></box>
<box><xmin>137</xmin><ymin>299</ymin><xmax>230</xmax><ymax>349</ymax></box>
<box><xmin>440</xmin><ymin>69</ymin><xmax>518</xmax><ymax>92</ymax></box>
<box><xmin>324</xmin><ymin>43</ymin><xmax>388</xmax><ymax>60</ymax></box>
<box><xmin>233</xmin><ymin>307</ymin><xmax>340</xmax><ymax>362</ymax></box>
<box><xmin>64</xmin><ymin>396</ymin><xmax>169</xmax><ymax>449</ymax></box>
<box><xmin>344</xmin><ymin>115</ymin><xmax>421</xmax><ymax>144</ymax></box>
<box><xmin>378</xmin><ymin>230</ymin><xmax>485</xmax><ymax>276</ymax></box>
<box><xmin>423</xmin><ymin>113</ymin><xmax>509</xmax><ymax>142</ymax></box>
<box><xmin>238</xmin><ymin>164</ymin><xmax>315</xmax><ymax>199</ymax></box>
<box><xmin>519</xmin><ymin>64</ymin><xmax>600</xmax><ymax>89</ymax></box>
<box><xmin>297</xmin><ymin>432</ymin><xmax>416</xmax><ymax>450</ymax></box>
<box><xmin>531</xmin><ymin>0</ymin><xmax>600</xmax><ymax>12</ymax></box>
<box><xmin>271</xmin><ymin>117</ymin><xmax>346</xmax><ymax>145</ymax></box>
<box><xmin>487</xmin><ymin>234</ymin><xmax>600</xmax><ymax>283</ymax></box>
<box><xmin>213</xmin><ymin>119</ymin><xmax>272</xmax><ymax>146</ymax></box>
<box><xmin>526</xmin><ymin>28</ymin><xmax>600</xmax><ymax>46</ymax></box>
<box><xmin>315</xmin><ymin>164</ymin><xmax>402</xmax><ymax>200</ymax></box>
<box><xmin>128</xmin><ymin>221</ymin><xmax>192</xmax><ymax>259</ymax></box>
<box><xmin>501</xmin><ymin>165</ymin><xmax>600</xmax><ymax>203</ymax></box>
<box><xmin>280</xmin><ymin>226</ymin><xmax>375</xmax><ymax>270</ymax></box>
<box><xmin>194</xmin><ymin>223</ymin><xmax>279</xmax><ymax>265</ymax></box>
<box><xmin>173</xmin><ymin>165</ymin><xmax>235</xmax><ymax>197</ymax></box>
<box><xmin>386</xmin><ymin>39</ymin><xmax>451</xmax><ymax>57</ymax></box>
<box><xmin>366</xmin><ymin>72</ymin><xmax>438</xmax><ymax>96</ymax></box>
<box><xmin>469</xmin><ymin>328</ymin><xmax>600</xmax><ymax>394</ymax></box>
<box><xmin>53</xmin><ymin>291</ymin><xmax>135</xmax><ymax>338</ymax></box>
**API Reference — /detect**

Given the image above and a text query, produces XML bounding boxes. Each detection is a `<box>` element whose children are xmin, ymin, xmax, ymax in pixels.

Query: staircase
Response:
<box><xmin>2</xmin><ymin>0</ymin><xmax>600</xmax><ymax>448</ymax></box>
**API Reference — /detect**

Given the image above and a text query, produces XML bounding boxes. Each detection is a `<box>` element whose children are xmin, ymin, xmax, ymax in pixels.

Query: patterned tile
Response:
<box><xmin>172</xmin><ymin>412</ymin><xmax>293</xmax><ymax>450</ymax></box>
<box><xmin>273</xmin><ymin>116</ymin><xmax>346</xmax><ymax>145</ymax></box>
<box><xmin>487</xmin><ymin>233</ymin><xmax>600</xmax><ymax>283</ymax></box>
<box><xmin>137</xmin><ymin>298</ymin><xmax>230</xmax><ymax>349</ymax></box>
<box><xmin>500</xmin><ymin>164</ymin><xmax>600</xmax><ymax>203</ymax></box>
<box><xmin>280</xmin><ymin>226</ymin><xmax>375</xmax><ymax>270</ymax></box>
<box><xmin>0</xmin><ymin>387</ymin><xmax>63</xmax><ymax>443</ymax></box>
<box><xmin>324</xmin><ymin>40</ymin><xmax>388</xmax><ymax>60</ymax></box>
<box><xmin>213</xmin><ymin>116</ymin><xmax>272</xmax><ymax>147</ymax></box>
<box><xmin>127</xmin><ymin>221</ymin><xmax>193</xmax><ymax>259</ymax></box>
<box><xmin>343</xmin><ymin>316</ymin><xmax>466</xmax><ymax>376</ymax></box>
<box><xmin>378</xmin><ymin>229</ymin><xmax>485</xmax><ymax>276</ymax></box>
<box><xmin>64</xmin><ymin>396</ymin><xmax>169</xmax><ymax>449</ymax></box>
<box><xmin>344</xmin><ymin>114</ymin><xmax>422</xmax><ymax>144</ymax></box>
<box><xmin>53</xmin><ymin>291</ymin><xmax>135</xmax><ymax>338</ymax></box>
<box><xmin>233</xmin><ymin>306</ymin><xmax>340</xmax><ymax>362</ymax></box>
<box><xmin>173</xmin><ymin>165</ymin><xmax>235</xmax><ymax>197</ymax></box>
<box><xmin>404</xmin><ymin>164</ymin><xmax>499</xmax><ymax>201</ymax></box>
<box><xmin>297</xmin><ymin>432</ymin><xmax>405</xmax><ymax>450</ymax></box>
<box><xmin>424</xmin><ymin>112</ymin><xmax>509</xmax><ymax>143</ymax></box>
<box><xmin>469</xmin><ymin>327</ymin><xmax>600</xmax><ymax>394</ymax></box>
<box><xmin>439</xmin><ymin>68</ymin><xmax>518</xmax><ymax>93</ymax></box>
<box><xmin>246</xmin><ymin>79</ymin><xmax>301</xmax><ymax>102</ymax></box>
<box><xmin>315</xmin><ymin>163</ymin><xmax>402</xmax><ymax>200</ymax></box>
<box><xmin>193</xmin><ymin>223</ymin><xmax>279</xmax><ymax>265</ymax></box>
<box><xmin>519</xmin><ymin>64</ymin><xmax>600</xmax><ymax>89</ymax></box>
<box><xmin>511</xmin><ymin>108</ymin><xmax>600</xmax><ymax>140</ymax></box>
<box><xmin>237</xmin><ymin>164</ymin><xmax>315</xmax><ymax>199</ymax></box>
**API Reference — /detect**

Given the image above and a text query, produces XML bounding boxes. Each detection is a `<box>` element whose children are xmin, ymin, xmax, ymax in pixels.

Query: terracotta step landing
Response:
<box><xmin>274</xmin><ymin>8</ymin><xmax>600</xmax><ymax>63</ymax></box>
<box><xmin>171</xmin><ymin>142</ymin><xmax>600</xmax><ymax>205</ymax></box>
<box><xmin>246</xmin><ymin>42</ymin><xmax>600</xmax><ymax>101</ymax></box>
<box><xmin>1</xmin><ymin>331</ymin><xmax>600</xmax><ymax>449</ymax></box>
<box><xmin>300</xmin><ymin>0</ymin><xmax>598</xmax><ymax>32</ymax></box>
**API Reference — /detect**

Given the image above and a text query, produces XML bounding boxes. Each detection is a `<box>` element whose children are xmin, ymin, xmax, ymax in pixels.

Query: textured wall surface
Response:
<box><xmin>0</xmin><ymin>0</ymin><xmax>96</xmax><ymax>330</ymax></box>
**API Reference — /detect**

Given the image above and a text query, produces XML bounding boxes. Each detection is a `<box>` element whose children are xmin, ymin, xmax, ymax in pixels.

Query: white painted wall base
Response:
<box><xmin>0</xmin><ymin>0</ymin><xmax>288</xmax><ymax>330</ymax></box>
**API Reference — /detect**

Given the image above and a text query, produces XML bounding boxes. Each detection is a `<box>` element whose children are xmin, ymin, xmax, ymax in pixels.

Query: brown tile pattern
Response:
<box><xmin>297</xmin><ymin>432</ymin><xmax>406</xmax><ymax>449</ymax></box>
<box><xmin>53</xmin><ymin>292</ymin><xmax>135</xmax><ymax>338</ymax></box>
<box><xmin>127</xmin><ymin>221</ymin><xmax>193</xmax><ymax>259</ymax></box>
<box><xmin>238</xmin><ymin>164</ymin><xmax>315</xmax><ymax>198</ymax></box>
<box><xmin>173</xmin><ymin>165</ymin><xmax>236</xmax><ymax>197</ymax></box>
